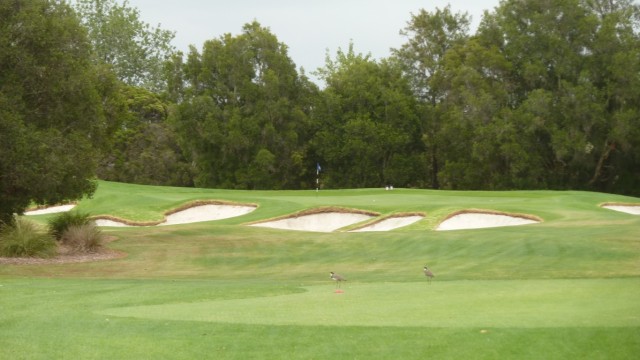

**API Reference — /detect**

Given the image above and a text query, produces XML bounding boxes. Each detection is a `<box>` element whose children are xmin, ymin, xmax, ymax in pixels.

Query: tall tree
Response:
<box><xmin>581</xmin><ymin>0</ymin><xmax>640</xmax><ymax>194</ymax></box>
<box><xmin>170</xmin><ymin>21</ymin><xmax>316</xmax><ymax>189</ymax></box>
<box><xmin>97</xmin><ymin>86</ymin><xmax>194</xmax><ymax>186</ymax></box>
<box><xmin>313</xmin><ymin>45</ymin><xmax>421</xmax><ymax>188</ymax></box>
<box><xmin>433</xmin><ymin>37</ymin><xmax>530</xmax><ymax>189</ymax></box>
<box><xmin>73</xmin><ymin>0</ymin><xmax>176</xmax><ymax>92</ymax></box>
<box><xmin>478</xmin><ymin>0</ymin><xmax>640</xmax><ymax>193</ymax></box>
<box><xmin>393</xmin><ymin>6</ymin><xmax>471</xmax><ymax>188</ymax></box>
<box><xmin>0</xmin><ymin>0</ymin><xmax>108</xmax><ymax>224</ymax></box>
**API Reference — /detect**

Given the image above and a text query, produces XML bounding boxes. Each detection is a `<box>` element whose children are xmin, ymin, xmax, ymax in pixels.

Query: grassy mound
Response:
<box><xmin>1</xmin><ymin>180</ymin><xmax>639</xmax><ymax>359</ymax></box>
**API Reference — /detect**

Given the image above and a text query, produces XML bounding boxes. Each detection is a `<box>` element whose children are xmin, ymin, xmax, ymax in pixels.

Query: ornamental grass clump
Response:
<box><xmin>0</xmin><ymin>217</ymin><xmax>56</xmax><ymax>258</ymax></box>
<box><xmin>60</xmin><ymin>224</ymin><xmax>104</xmax><ymax>253</ymax></box>
<box><xmin>48</xmin><ymin>211</ymin><xmax>91</xmax><ymax>240</ymax></box>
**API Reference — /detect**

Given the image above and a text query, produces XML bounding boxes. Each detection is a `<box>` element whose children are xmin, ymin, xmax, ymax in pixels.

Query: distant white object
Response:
<box><xmin>437</xmin><ymin>213</ymin><xmax>539</xmax><ymax>231</ymax></box>
<box><xmin>602</xmin><ymin>205</ymin><xmax>640</xmax><ymax>215</ymax></box>
<box><xmin>24</xmin><ymin>204</ymin><xmax>75</xmax><ymax>215</ymax></box>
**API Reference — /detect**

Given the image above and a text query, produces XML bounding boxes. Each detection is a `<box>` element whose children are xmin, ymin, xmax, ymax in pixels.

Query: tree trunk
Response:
<box><xmin>589</xmin><ymin>140</ymin><xmax>616</xmax><ymax>186</ymax></box>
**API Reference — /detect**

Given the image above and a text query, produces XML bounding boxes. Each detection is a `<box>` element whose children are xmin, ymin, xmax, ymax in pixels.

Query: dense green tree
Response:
<box><xmin>0</xmin><ymin>0</ymin><xmax>107</xmax><ymax>224</ymax></box>
<box><xmin>313</xmin><ymin>45</ymin><xmax>422</xmax><ymax>188</ymax></box>
<box><xmin>581</xmin><ymin>0</ymin><xmax>640</xmax><ymax>194</ymax></box>
<box><xmin>434</xmin><ymin>38</ymin><xmax>529</xmax><ymax>189</ymax></box>
<box><xmin>476</xmin><ymin>0</ymin><xmax>640</xmax><ymax>194</ymax></box>
<box><xmin>97</xmin><ymin>86</ymin><xmax>194</xmax><ymax>186</ymax></box>
<box><xmin>393</xmin><ymin>6</ymin><xmax>471</xmax><ymax>188</ymax></box>
<box><xmin>390</xmin><ymin>0</ymin><xmax>639</xmax><ymax>194</ymax></box>
<box><xmin>73</xmin><ymin>0</ymin><xmax>176</xmax><ymax>92</ymax></box>
<box><xmin>170</xmin><ymin>21</ymin><xmax>317</xmax><ymax>189</ymax></box>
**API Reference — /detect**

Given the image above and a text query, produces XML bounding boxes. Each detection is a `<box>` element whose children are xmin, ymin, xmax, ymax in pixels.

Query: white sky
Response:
<box><xmin>123</xmin><ymin>0</ymin><xmax>501</xmax><ymax>83</ymax></box>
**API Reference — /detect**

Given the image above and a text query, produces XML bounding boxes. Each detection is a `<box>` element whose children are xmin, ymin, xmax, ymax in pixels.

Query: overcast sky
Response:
<box><xmin>124</xmin><ymin>0</ymin><xmax>501</xmax><ymax>83</ymax></box>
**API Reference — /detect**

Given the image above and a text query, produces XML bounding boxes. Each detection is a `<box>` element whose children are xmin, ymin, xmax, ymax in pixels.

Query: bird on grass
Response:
<box><xmin>330</xmin><ymin>272</ymin><xmax>346</xmax><ymax>288</ymax></box>
<box><xmin>423</xmin><ymin>265</ymin><xmax>434</xmax><ymax>284</ymax></box>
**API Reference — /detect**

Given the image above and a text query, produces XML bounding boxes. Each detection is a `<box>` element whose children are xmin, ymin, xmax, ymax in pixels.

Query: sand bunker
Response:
<box><xmin>250</xmin><ymin>212</ymin><xmax>374</xmax><ymax>232</ymax></box>
<box><xmin>436</xmin><ymin>212</ymin><xmax>539</xmax><ymax>231</ymax></box>
<box><xmin>350</xmin><ymin>215</ymin><xmax>424</xmax><ymax>232</ymax></box>
<box><xmin>93</xmin><ymin>219</ymin><xmax>132</xmax><ymax>227</ymax></box>
<box><xmin>94</xmin><ymin>204</ymin><xmax>256</xmax><ymax>227</ymax></box>
<box><xmin>24</xmin><ymin>204</ymin><xmax>76</xmax><ymax>215</ymax></box>
<box><xmin>602</xmin><ymin>205</ymin><xmax>640</xmax><ymax>215</ymax></box>
<box><xmin>161</xmin><ymin>204</ymin><xmax>255</xmax><ymax>225</ymax></box>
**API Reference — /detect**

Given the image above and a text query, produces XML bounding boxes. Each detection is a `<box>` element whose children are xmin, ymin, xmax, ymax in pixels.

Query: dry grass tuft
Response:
<box><xmin>60</xmin><ymin>224</ymin><xmax>105</xmax><ymax>253</ymax></box>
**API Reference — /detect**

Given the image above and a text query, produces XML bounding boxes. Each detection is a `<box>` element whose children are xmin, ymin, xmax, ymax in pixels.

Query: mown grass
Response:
<box><xmin>1</xmin><ymin>181</ymin><xmax>639</xmax><ymax>359</ymax></box>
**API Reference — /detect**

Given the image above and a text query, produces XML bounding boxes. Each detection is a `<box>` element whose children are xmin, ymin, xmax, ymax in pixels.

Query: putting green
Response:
<box><xmin>100</xmin><ymin>278</ymin><xmax>640</xmax><ymax>328</ymax></box>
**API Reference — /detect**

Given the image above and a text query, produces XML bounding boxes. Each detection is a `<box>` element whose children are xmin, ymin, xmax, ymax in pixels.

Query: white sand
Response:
<box><xmin>350</xmin><ymin>215</ymin><xmax>424</xmax><ymax>232</ymax></box>
<box><xmin>94</xmin><ymin>204</ymin><xmax>256</xmax><ymax>227</ymax></box>
<box><xmin>602</xmin><ymin>205</ymin><xmax>640</xmax><ymax>215</ymax></box>
<box><xmin>24</xmin><ymin>204</ymin><xmax>76</xmax><ymax>215</ymax></box>
<box><xmin>160</xmin><ymin>205</ymin><xmax>255</xmax><ymax>226</ymax></box>
<box><xmin>93</xmin><ymin>219</ymin><xmax>134</xmax><ymax>227</ymax></box>
<box><xmin>436</xmin><ymin>213</ymin><xmax>539</xmax><ymax>231</ymax></box>
<box><xmin>250</xmin><ymin>212</ymin><xmax>374</xmax><ymax>232</ymax></box>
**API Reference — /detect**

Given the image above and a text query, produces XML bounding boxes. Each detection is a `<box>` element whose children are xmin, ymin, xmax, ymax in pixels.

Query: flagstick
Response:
<box><xmin>316</xmin><ymin>163</ymin><xmax>321</xmax><ymax>195</ymax></box>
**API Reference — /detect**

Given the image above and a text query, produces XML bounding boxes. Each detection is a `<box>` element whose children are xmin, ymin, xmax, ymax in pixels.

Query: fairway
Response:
<box><xmin>101</xmin><ymin>279</ymin><xmax>640</xmax><ymax>328</ymax></box>
<box><xmin>2</xmin><ymin>181</ymin><xmax>640</xmax><ymax>359</ymax></box>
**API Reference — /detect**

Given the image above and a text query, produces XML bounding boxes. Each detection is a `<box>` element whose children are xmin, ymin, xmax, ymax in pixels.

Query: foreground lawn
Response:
<box><xmin>1</xmin><ymin>181</ymin><xmax>639</xmax><ymax>359</ymax></box>
<box><xmin>1</xmin><ymin>278</ymin><xmax>638</xmax><ymax>359</ymax></box>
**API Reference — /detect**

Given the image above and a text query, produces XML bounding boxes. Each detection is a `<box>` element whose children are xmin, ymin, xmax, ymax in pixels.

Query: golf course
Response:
<box><xmin>1</xmin><ymin>180</ymin><xmax>639</xmax><ymax>359</ymax></box>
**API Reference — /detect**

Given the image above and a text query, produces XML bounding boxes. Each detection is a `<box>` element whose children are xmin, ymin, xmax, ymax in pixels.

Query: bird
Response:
<box><xmin>330</xmin><ymin>272</ymin><xmax>346</xmax><ymax>288</ymax></box>
<box><xmin>423</xmin><ymin>265</ymin><xmax>434</xmax><ymax>284</ymax></box>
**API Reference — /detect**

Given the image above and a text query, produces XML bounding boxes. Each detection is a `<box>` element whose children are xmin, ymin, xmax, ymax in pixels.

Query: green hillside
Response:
<box><xmin>1</xmin><ymin>181</ymin><xmax>639</xmax><ymax>359</ymax></box>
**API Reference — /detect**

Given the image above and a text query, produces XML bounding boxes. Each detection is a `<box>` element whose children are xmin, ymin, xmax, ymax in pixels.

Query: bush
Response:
<box><xmin>60</xmin><ymin>224</ymin><xmax>104</xmax><ymax>253</ymax></box>
<box><xmin>0</xmin><ymin>217</ymin><xmax>56</xmax><ymax>258</ymax></box>
<box><xmin>48</xmin><ymin>211</ymin><xmax>91</xmax><ymax>240</ymax></box>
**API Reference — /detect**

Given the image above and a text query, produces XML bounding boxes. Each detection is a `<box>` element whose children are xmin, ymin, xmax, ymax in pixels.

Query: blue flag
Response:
<box><xmin>316</xmin><ymin>163</ymin><xmax>321</xmax><ymax>175</ymax></box>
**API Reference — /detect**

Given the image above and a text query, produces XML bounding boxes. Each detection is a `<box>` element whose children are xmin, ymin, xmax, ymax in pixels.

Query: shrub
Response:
<box><xmin>0</xmin><ymin>217</ymin><xmax>56</xmax><ymax>258</ymax></box>
<box><xmin>60</xmin><ymin>224</ymin><xmax>104</xmax><ymax>253</ymax></box>
<box><xmin>48</xmin><ymin>211</ymin><xmax>91</xmax><ymax>240</ymax></box>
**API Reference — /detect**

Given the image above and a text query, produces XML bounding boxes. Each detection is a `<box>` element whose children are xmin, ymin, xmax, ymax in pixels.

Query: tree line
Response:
<box><xmin>1</xmin><ymin>0</ymin><xmax>639</xmax><ymax>223</ymax></box>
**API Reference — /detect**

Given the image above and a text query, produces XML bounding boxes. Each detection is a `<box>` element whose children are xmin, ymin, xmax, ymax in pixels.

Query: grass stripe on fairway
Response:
<box><xmin>100</xmin><ymin>278</ymin><xmax>640</xmax><ymax>328</ymax></box>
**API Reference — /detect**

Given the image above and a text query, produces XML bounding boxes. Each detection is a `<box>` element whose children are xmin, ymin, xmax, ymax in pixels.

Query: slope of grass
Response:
<box><xmin>1</xmin><ymin>181</ymin><xmax>639</xmax><ymax>359</ymax></box>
